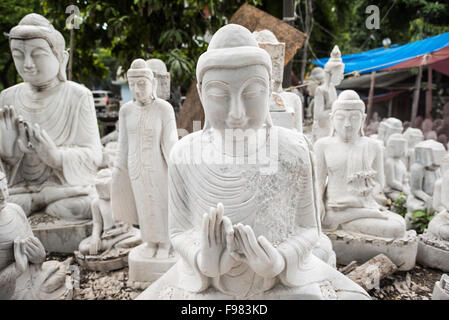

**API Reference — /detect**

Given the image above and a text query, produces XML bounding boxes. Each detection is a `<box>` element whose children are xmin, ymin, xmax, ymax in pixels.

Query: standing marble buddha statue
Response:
<box><xmin>314</xmin><ymin>90</ymin><xmax>417</xmax><ymax>270</ymax></box>
<box><xmin>0</xmin><ymin>172</ymin><xmax>72</xmax><ymax>300</ymax></box>
<box><xmin>384</xmin><ymin>133</ymin><xmax>410</xmax><ymax>201</ymax></box>
<box><xmin>306</xmin><ymin>67</ymin><xmax>325</xmax><ymax>120</ymax></box>
<box><xmin>138</xmin><ymin>24</ymin><xmax>369</xmax><ymax>300</ymax></box>
<box><xmin>0</xmin><ymin>14</ymin><xmax>102</xmax><ymax>220</ymax></box>
<box><xmin>111</xmin><ymin>59</ymin><xmax>178</xmax><ymax>287</ymax></box>
<box><xmin>311</xmin><ymin>45</ymin><xmax>344</xmax><ymax>143</ymax></box>
<box><xmin>417</xmin><ymin>153</ymin><xmax>449</xmax><ymax>272</ymax></box>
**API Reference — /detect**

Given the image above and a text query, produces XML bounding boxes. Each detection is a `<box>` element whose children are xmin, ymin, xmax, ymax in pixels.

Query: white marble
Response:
<box><xmin>147</xmin><ymin>59</ymin><xmax>171</xmax><ymax>100</ymax></box>
<box><xmin>253</xmin><ymin>30</ymin><xmax>302</xmax><ymax>132</ymax></box>
<box><xmin>0</xmin><ymin>172</ymin><xmax>72</xmax><ymax>300</ymax></box>
<box><xmin>306</xmin><ymin>67</ymin><xmax>325</xmax><ymax>119</ymax></box>
<box><xmin>0</xmin><ymin>14</ymin><xmax>102</xmax><ymax>223</ymax></box>
<box><xmin>315</xmin><ymin>90</ymin><xmax>417</xmax><ymax>270</ymax></box>
<box><xmin>406</xmin><ymin>140</ymin><xmax>446</xmax><ymax>216</ymax></box>
<box><xmin>432</xmin><ymin>274</ymin><xmax>449</xmax><ymax>300</ymax></box>
<box><xmin>111</xmin><ymin>59</ymin><xmax>178</xmax><ymax>287</ymax></box>
<box><xmin>384</xmin><ymin>133</ymin><xmax>409</xmax><ymax>201</ymax></box>
<box><xmin>311</xmin><ymin>45</ymin><xmax>344</xmax><ymax>143</ymax></box>
<box><xmin>403</xmin><ymin>127</ymin><xmax>424</xmax><ymax>170</ymax></box>
<box><xmin>75</xmin><ymin>169</ymin><xmax>141</xmax><ymax>271</ymax></box>
<box><xmin>417</xmin><ymin>153</ymin><xmax>449</xmax><ymax>271</ymax></box>
<box><xmin>138</xmin><ymin>25</ymin><xmax>369</xmax><ymax>300</ymax></box>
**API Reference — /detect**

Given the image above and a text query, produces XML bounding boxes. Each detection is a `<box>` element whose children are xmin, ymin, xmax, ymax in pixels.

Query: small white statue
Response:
<box><xmin>138</xmin><ymin>25</ymin><xmax>369</xmax><ymax>300</ymax></box>
<box><xmin>311</xmin><ymin>45</ymin><xmax>344</xmax><ymax>143</ymax></box>
<box><xmin>306</xmin><ymin>67</ymin><xmax>325</xmax><ymax>119</ymax></box>
<box><xmin>432</xmin><ymin>274</ymin><xmax>449</xmax><ymax>300</ymax></box>
<box><xmin>253</xmin><ymin>30</ymin><xmax>303</xmax><ymax>132</ymax></box>
<box><xmin>75</xmin><ymin>169</ymin><xmax>141</xmax><ymax>271</ymax></box>
<box><xmin>406</xmin><ymin>140</ymin><xmax>446</xmax><ymax>215</ymax></box>
<box><xmin>382</xmin><ymin>118</ymin><xmax>403</xmax><ymax>146</ymax></box>
<box><xmin>0</xmin><ymin>14</ymin><xmax>102</xmax><ymax>221</ymax></box>
<box><xmin>384</xmin><ymin>133</ymin><xmax>409</xmax><ymax>201</ymax></box>
<box><xmin>146</xmin><ymin>58</ymin><xmax>171</xmax><ymax>100</ymax></box>
<box><xmin>111</xmin><ymin>58</ymin><xmax>178</xmax><ymax>288</ymax></box>
<box><xmin>0</xmin><ymin>172</ymin><xmax>72</xmax><ymax>300</ymax></box>
<box><xmin>417</xmin><ymin>153</ymin><xmax>449</xmax><ymax>272</ymax></box>
<box><xmin>315</xmin><ymin>90</ymin><xmax>417</xmax><ymax>270</ymax></box>
<box><xmin>403</xmin><ymin>127</ymin><xmax>424</xmax><ymax>170</ymax></box>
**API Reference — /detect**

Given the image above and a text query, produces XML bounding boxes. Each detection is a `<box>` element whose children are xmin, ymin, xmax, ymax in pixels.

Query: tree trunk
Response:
<box><xmin>69</xmin><ymin>28</ymin><xmax>74</xmax><ymax>81</ymax></box>
<box><xmin>347</xmin><ymin>254</ymin><xmax>398</xmax><ymax>291</ymax></box>
<box><xmin>282</xmin><ymin>0</ymin><xmax>296</xmax><ymax>88</ymax></box>
<box><xmin>425</xmin><ymin>66</ymin><xmax>432</xmax><ymax>119</ymax></box>
<box><xmin>411</xmin><ymin>65</ymin><xmax>423</xmax><ymax>125</ymax></box>
<box><xmin>299</xmin><ymin>0</ymin><xmax>313</xmax><ymax>82</ymax></box>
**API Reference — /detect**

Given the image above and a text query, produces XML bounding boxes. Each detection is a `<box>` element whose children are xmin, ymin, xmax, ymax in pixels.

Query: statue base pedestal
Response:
<box><xmin>432</xmin><ymin>280</ymin><xmax>449</xmax><ymax>300</ymax></box>
<box><xmin>30</xmin><ymin>213</ymin><xmax>92</xmax><ymax>254</ymax></box>
<box><xmin>417</xmin><ymin>233</ymin><xmax>449</xmax><ymax>272</ymax></box>
<box><xmin>127</xmin><ymin>243</ymin><xmax>177</xmax><ymax>290</ymax></box>
<box><xmin>75</xmin><ymin>248</ymin><xmax>130</xmax><ymax>272</ymax></box>
<box><xmin>325</xmin><ymin>229</ymin><xmax>418</xmax><ymax>271</ymax></box>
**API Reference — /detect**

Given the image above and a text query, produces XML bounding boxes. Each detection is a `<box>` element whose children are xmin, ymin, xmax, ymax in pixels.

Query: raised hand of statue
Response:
<box><xmin>0</xmin><ymin>106</ymin><xmax>21</xmax><ymax>160</ymax></box>
<box><xmin>28</xmin><ymin>124</ymin><xmax>62</xmax><ymax>169</ymax></box>
<box><xmin>197</xmin><ymin>203</ymin><xmax>231</xmax><ymax>277</ymax></box>
<box><xmin>231</xmin><ymin>224</ymin><xmax>285</xmax><ymax>278</ymax></box>
<box><xmin>23</xmin><ymin>236</ymin><xmax>46</xmax><ymax>264</ymax></box>
<box><xmin>14</xmin><ymin>238</ymin><xmax>29</xmax><ymax>275</ymax></box>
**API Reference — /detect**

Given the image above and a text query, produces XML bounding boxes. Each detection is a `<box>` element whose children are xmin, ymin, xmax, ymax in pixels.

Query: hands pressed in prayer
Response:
<box><xmin>14</xmin><ymin>238</ymin><xmax>29</xmax><ymax>275</ymax></box>
<box><xmin>0</xmin><ymin>106</ymin><xmax>25</xmax><ymax>160</ymax></box>
<box><xmin>231</xmin><ymin>223</ymin><xmax>285</xmax><ymax>278</ymax></box>
<box><xmin>197</xmin><ymin>203</ymin><xmax>237</xmax><ymax>277</ymax></box>
<box><xmin>28</xmin><ymin>123</ymin><xmax>62</xmax><ymax>169</ymax></box>
<box><xmin>22</xmin><ymin>236</ymin><xmax>46</xmax><ymax>264</ymax></box>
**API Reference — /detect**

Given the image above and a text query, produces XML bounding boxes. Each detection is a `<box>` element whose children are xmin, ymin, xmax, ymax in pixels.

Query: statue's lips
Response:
<box><xmin>226</xmin><ymin>119</ymin><xmax>248</xmax><ymax>128</ymax></box>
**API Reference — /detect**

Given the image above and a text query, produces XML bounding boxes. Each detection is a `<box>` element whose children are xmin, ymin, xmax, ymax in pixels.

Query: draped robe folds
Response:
<box><xmin>164</xmin><ymin>127</ymin><xmax>369</xmax><ymax>299</ymax></box>
<box><xmin>0</xmin><ymin>81</ymin><xmax>102</xmax><ymax>196</ymax></box>
<box><xmin>111</xmin><ymin>99</ymin><xmax>178</xmax><ymax>243</ymax></box>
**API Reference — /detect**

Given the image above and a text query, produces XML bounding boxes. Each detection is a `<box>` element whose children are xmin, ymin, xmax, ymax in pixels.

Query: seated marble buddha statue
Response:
<box><xmin>0</xmin><ymin>172</ymin><xmax>71</xmax><ymax>300</ymax></box>
<box><xmin>137</xmin><ymin>24</ymin><xmax>369</xmax><ymax>300</ymax></box>
<box><xmin>384</xmin><ymin>133</ymin><xmax>410</xmax><ymax>201</ymax></box>
<box><xmin>428</xmin><ymin>153</ymin><xmax>449</xmax><ymax>241</ymax></box>
<box><xmin>314</xmin><ymin>90</ymin><xmax>406</xmax><ymax>239</ymax></box>
<box><xmin>0</xmin><ymin>14</ymin><xmax>102</xmax><ymax>220</ymax></box>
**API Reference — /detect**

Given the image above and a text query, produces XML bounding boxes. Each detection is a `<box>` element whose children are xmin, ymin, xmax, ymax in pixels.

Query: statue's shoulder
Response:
<box><xmin>275</xmin><ymin>127</ymin><xmax>311</xmax><ymax>163</ymax></box>
<box><xmin>0</xmin><ymin>83</ymin><xmax>26</xmax><ymax>103</ymax></box>
<box><xmin>362</xmin><ymin>136</ymin><xmax>383</xmax><ymax>151</ymax></box>
<box><xmin>169</xmin><ymin>130</ymin><xmax>203</xmax><ymax>163</ymax></box>
<box><xmin>314</xmin><ymin>136</ymin><xmax>334</xmax><ymax>150</ymax></box>
<box><xmin>154</xmin><ymin>98</ymin><xmax>175</xmax><ymax>119</ymax></box>
<box><xmin>119</xmin><ymin>101</ymin><xmax>135</xmax><ymax>117</ymax></box>
<box><xmin>64</xmin><ymin>81</ymin><xmax>93</xmax><ymax>97</ymax></box>
<box><xmin>5</xmin><ymin>202</ymin><xmax>27</xmax><ymax>221</ymax></box>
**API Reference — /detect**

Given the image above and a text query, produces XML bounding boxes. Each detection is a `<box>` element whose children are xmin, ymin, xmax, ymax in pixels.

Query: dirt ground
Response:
<box><xmin>48</xmin><ymin>253</ymin><xmax>443</xmax><ymax>300</ymax></box>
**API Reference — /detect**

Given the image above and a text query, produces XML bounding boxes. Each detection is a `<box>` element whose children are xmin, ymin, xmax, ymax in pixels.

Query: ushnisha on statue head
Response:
<box><xmin>127</xmin><ymin>58</ymin><xmax>158</xmax><ymax>105</ymax></box>
<box><xmin>9</xmin><ymin>13</ymin><xmax>69</xmax><ymax>87</ymax></box>
<box><xmin>196</xmin><ymin>24</ymin><xmax>274</xmax><ymax>132</ymax></box>
<box><xmin>330</xmin><ymin>90</ymin><xmax>366</xmax><ymax>140</ymax></box>
<box><xmin>324</xmin><ymin>45</ymin><xmax>344</xmax><ymax>86</ymax></box>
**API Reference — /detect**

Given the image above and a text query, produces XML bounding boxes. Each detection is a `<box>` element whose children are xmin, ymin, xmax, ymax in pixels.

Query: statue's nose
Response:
<box><xmin>23</xmin><ymin>55</ymin><xmax>35</xmax><ymax>70</ymax></box>
<box><xmin>229</xmin><ymin>98</ymin><xmax>245</xmax><ymax>121</ymax></box>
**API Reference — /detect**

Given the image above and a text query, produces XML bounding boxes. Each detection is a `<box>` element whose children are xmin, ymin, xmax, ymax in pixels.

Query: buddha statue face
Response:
<box><xmin>11</xmin><ymin>38</ymin><xmax>60</xmax><ymax>86</ymax></box>
<box><xmin>387</xmin><ymin>135</ymin><xmax>407</xmax><ymax>158</ymax></box>
<box><xmin>201</xmin><ymin>64</ymin><xmax>270</xmax><ymax>132</ymax></box>
<box><xmin>415</xmin><ymin>146</ymin><xmax>434</xmax><ymax>168</ymax></box>
<box><xmin>129</xmin><ymin>76</ymin><xmax>153</xmax><ymax>104</ymax></box>
<box><xmin>331</xmin><ymin>109</ymin><xmax>364</xmax><ymax>141</ymax></box>
<box><xmin>329</xmin><ymin>67</ymin><xmax>344</xmax><ymax>86</ymax></box>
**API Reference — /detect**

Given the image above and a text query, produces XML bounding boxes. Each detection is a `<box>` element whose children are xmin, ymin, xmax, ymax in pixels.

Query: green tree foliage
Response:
<box><xmin>40</xmin><ymin>0</ymin><xmax>261</xmax><ymax>90</ymax></box>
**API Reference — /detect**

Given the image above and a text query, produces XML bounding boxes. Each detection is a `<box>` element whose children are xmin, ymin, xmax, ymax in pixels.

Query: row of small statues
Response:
<box><xmin>1</xmin><ymin>14</ymin><xmax>449</xmax><ymax>300</ymax></box>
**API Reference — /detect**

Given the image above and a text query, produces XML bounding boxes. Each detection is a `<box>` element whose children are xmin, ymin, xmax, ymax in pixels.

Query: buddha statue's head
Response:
<box><xmin>330</xmin><ymin>90</ymin><xmax>366</xmax><ymax>141</ymax></box>
<box><xmin>414</xmin><ymin>140</ymin><xmax>445</xmax><ymax>168</ymax></box>
<box><xmin>127</xmin><ymin>58</ymin><xmax>157</xmax><ymax>105</ymax></box>
<box><xmin>196</xmin><ymin>24</ymin><xmax>272</xmax><ymax>133</ymax></box>
<box><xmin>324</xmin><ymin>45</ymin><xmax>344</xmax><ymax>86</ymax></box>
<box><xmin>9</xmin><ymin>13</ymin><xmax>68</xmax><ymax>87</ymax></box>
<box><xmin>307</xmin><ymin>67</ymin><xmax>325</xmax><ymax>96</ymax></box>
<box><xmin>403</xmin><ymin>127</ymin><xmax>424</xmax><ymax>148</ymax></box>
<box><xmin>384</xmin><ymin>118</ymin><xmax>403</xmax><ymax>145</ymax></box>
<box><xmin>377</xmin><ymin>120</ymin><xmax>388</xmax><ymax>142</ymax></box>
<box><xmin>0</xmin><ymin>172</ymin><xmax>9</xmax><ymax>210</ymax></box>
<box><xmin>386</xmin><ymin>133</ymin><xmax>407</xmax><ymax>159</ymax></box>
<box><xmin>147</xmin><ymin>58</ymin><xmax>170</xmax><ymax>100</ymax></box>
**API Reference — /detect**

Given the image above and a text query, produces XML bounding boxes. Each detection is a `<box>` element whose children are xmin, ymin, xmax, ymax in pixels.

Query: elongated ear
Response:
<box><xmin>196</xmin><ymin>80</ymin><xmax>210</xmax><ymax>130</ymax></box>
<box><xmin>152</xmin><ymin>78</ymin><xmax>158</xmax><ymax>99</ymax></box>
<box><xmin>58</xmin><ymin>50</ymin><xmax>69</xmax><ymax>81</ymax></box>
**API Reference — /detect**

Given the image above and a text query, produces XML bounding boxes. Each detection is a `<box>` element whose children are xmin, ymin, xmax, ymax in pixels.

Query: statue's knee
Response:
<box><xmin>46</xmin><ymin>196</ymin><xmax>92</xmax><ymax>220</ymax></box>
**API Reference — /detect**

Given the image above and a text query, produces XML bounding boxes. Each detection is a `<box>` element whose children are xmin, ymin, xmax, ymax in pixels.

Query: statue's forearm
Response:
<box><xmin>0</xmin><ymin>263</ymin><xmax>20</xmax><ymax>287</ymax></box>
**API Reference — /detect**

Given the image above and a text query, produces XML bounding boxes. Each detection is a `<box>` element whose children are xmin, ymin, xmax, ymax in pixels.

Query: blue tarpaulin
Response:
<box><xmin>312</xmin><ymin>32</ymin><xmax>449</xmax><ymax>74</ymax></box>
